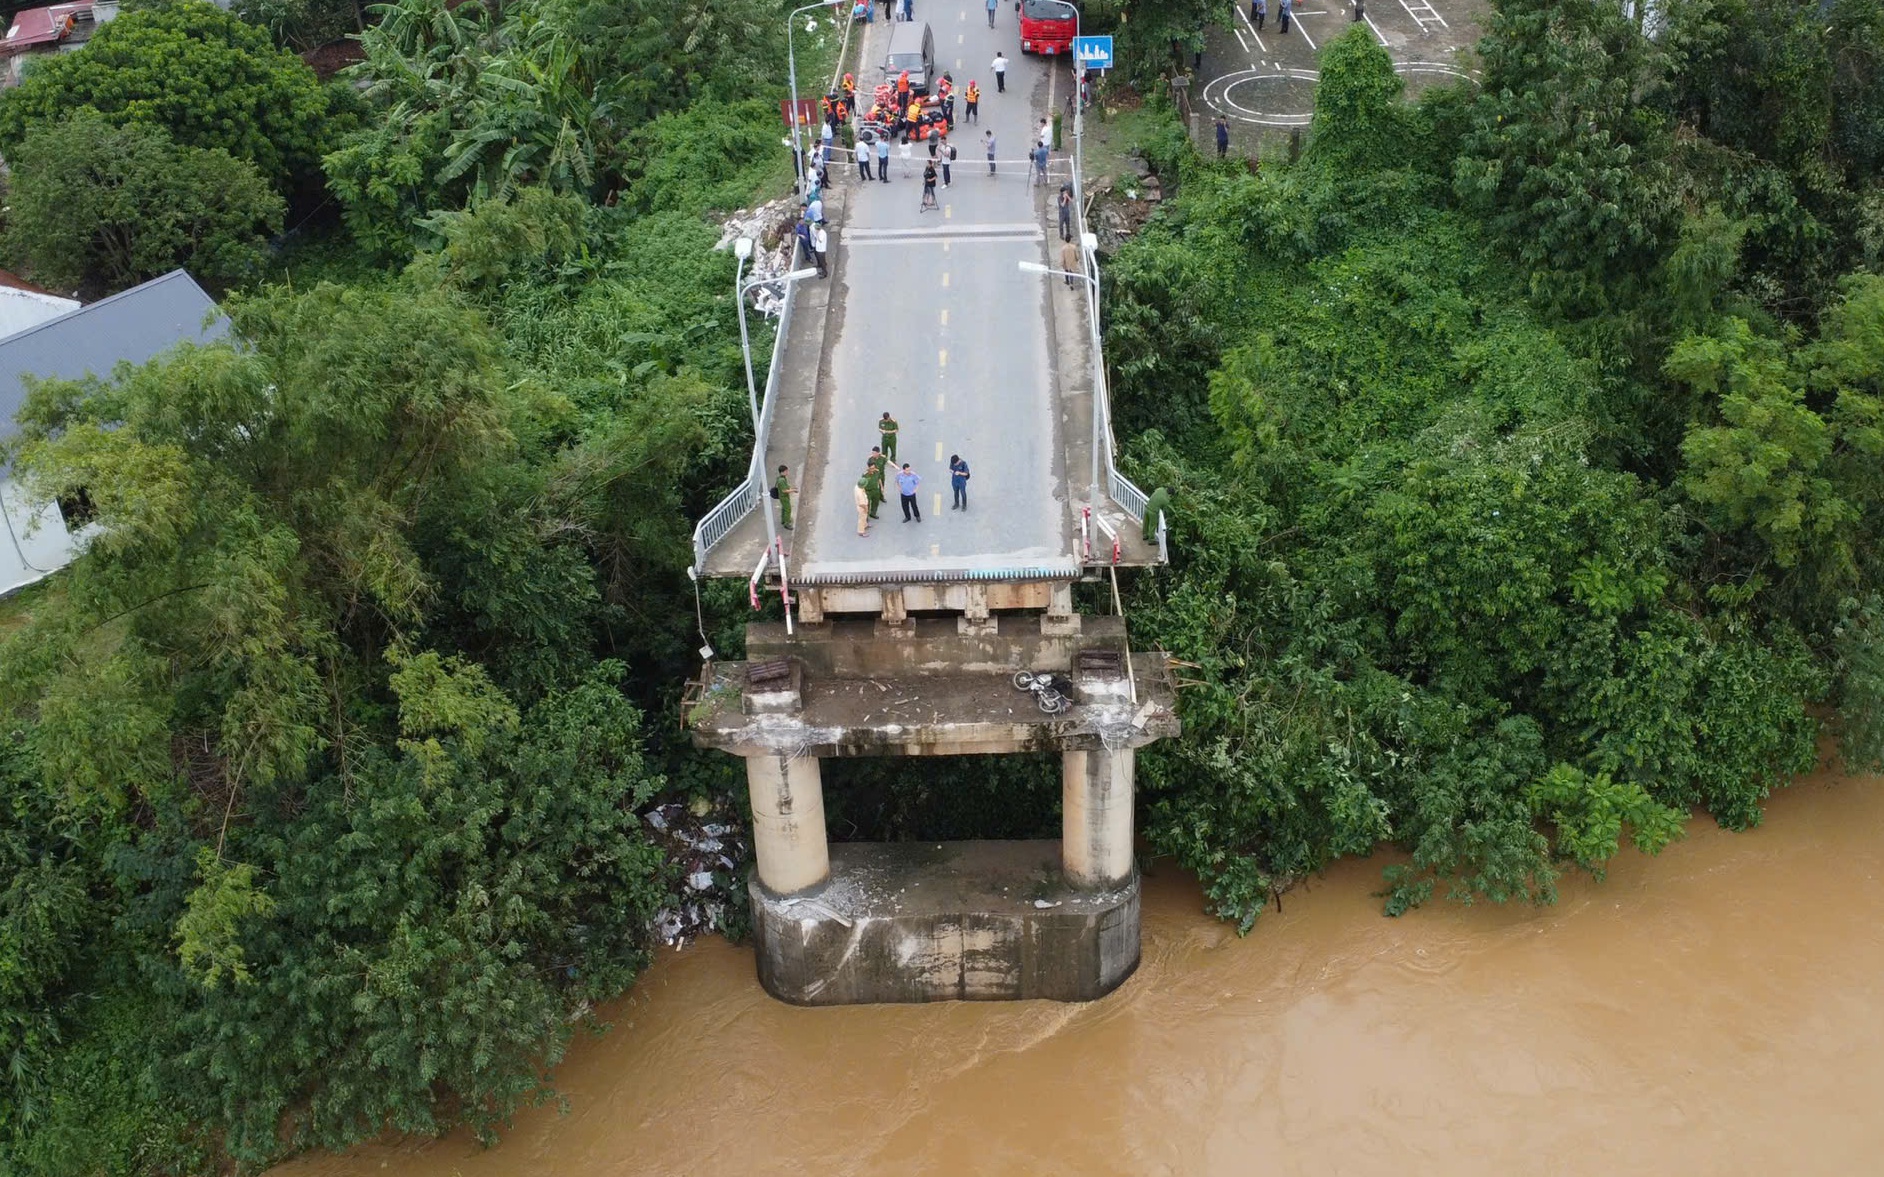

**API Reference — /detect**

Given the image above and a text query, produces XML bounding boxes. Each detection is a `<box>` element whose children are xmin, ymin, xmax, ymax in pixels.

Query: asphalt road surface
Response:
<box><xmin>794</xmin><ymin>4</ymin><xmax>1074</xmax><ymax>580</ymax></box>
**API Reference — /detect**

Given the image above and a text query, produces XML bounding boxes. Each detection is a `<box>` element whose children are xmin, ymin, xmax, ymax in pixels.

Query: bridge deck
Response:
<box><xmin>700</xmin><ymin>13</ymin><xmax>1160</xmax><ymax>584</ymax></box>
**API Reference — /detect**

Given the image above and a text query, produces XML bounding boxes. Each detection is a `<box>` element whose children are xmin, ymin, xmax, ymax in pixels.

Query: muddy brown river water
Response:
<box><xmin>276</xmin><ymin>756</ymin><xmax>1884</xmax><ymax>1177</ymax></box>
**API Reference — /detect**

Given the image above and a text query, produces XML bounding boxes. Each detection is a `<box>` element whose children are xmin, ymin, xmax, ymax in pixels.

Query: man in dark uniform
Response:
<box><xmin>773</xmin><ymin>464</ymin><xmax>795</xmax><ymax>529</ymax></box>
<box><xmin>878</xmin><ymin>412</ymin><xmax>899</xmax><ymax>462</ymax></box>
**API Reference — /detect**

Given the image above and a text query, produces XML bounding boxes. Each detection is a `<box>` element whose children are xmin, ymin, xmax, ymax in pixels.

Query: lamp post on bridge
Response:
<box><xmin>786</xmin><ymin>1</ymin><xmax>841</xmax><ymax>199</ymax></box>
<box><xmin>1021</xmin><ymin>236</ymin><xmax>1104</xmax><ymax>514</ymax></box>
<box><xmin>734</xmin><ymin>235</ymin><xmax>819</xmax><ymax>566</ymax></box>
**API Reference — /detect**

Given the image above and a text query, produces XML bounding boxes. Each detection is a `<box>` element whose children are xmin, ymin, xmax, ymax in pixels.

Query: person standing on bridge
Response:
<box><xmin>854</xmin><ymin>476</ymin><xmax>871</xmax><ymax>536</ymax></box>
<box><xmin>878</xmin><ymin>412</ymin><xmax>900</xmax><ymax>461</ymax></box>
<box><xmin>773</xmin><ymin>465</ymin><xmax>796</xmax><ymax>529</ymax></box>
<box><xmin>985</xmin><ymin>0</ymin><xmax>997</xmax><ymax>26</ymax></box>
<box><xmin>949</xmin><ymin>454</ymin><xmax>970</xmax><ymax>510</ymax></box>
<box><xmin>1031</xmin><ymin>141</ymin><xmax>1050</xmax><ymax>187</ymax></box>
<box><xmin>877</xmin><ymin>135</ymin><xmax>891</xmax><ymax>183</ymax></box>
<box><xmin>1058</xmin><ymin>183</ymin><xmax>1073</xmax><ymax>242</ymax></box>
<box><xmin>858</xmin><ymin>129</ymin><xmax>875</xmax><ymax>180</ymax></box>
<box><xmin>992</xmin><ymin>51</ymin><xmax>1008</xmax><ymax>93</ymax></box>
<box><xmin>864</xmin><ymin>462</ymin><xmax>885</xmax><ymax>519</ymax></box>
<box><xmin>965</xmin><ymin>80</ymin><xmax>980</xmax><ymax>123</ymax></box>
<box><xmin>939</xmin><ymin>133</ymin><xmax>955</xmax><ymax>186</ymax></box>
<box><xmin>985</xmin><ymin>130</ymin><xmax>997</xmax><ymax>176</ymax></box>
<box><xmin>1278</xmin><ymin>0</ymin><xmax>1291</xmax><ymax>33</ymax></box>
<box><xmin>1216</xmin><ymin>116</ymin><xmax>1230</xmax><ymax>159</ymax></box>
<box><xmin>920</xmin><ymin>158</ymin><xmax>939</xmax><ymax>210</ymax></box>
<box><xmin>810</xmin><ymin>220</ymin><xmax>829</xmax><ymax>277</ymax></box>
<box><xmin>896</xmin><ymin>463</ymin><xmax>922</xmax><ymax>522</ymax></box>
<box><xmin>794</xmin><ymin>218</ymin><xmax>816</xmax><ymax>273</ymax></box>
<box><xmin>1252</xmin><ymin>0</ymin><xmax>1265</xmax><ymax>30</ymax></box>
<box><xmin>1061</xmin><ymin>236</ymin><xmax>1081</xmax><ymax>287</ymax></box>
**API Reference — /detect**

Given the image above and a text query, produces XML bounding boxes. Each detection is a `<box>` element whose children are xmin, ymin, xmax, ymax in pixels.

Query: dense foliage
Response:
<box><xmin>3</xmin><ymin>114</ymin><xmax>283</xmax><ymax>295</ymax></box>
<box><xmin>324</xmin><ymin>0</ymin><xmax>790</xmax><ymax>261</ymax></box>
<box><xmin>0</xmin><ymin>0</ymin><xmax>812</xmax><ymax>1169</ymax></box>
<box><xmin>0</xmin><ymin>1</ymin><xmax>338</xmax><ymax>194</ymax></box>
<box><xmin>1108</xmin><ymin>18</ymin><xmax>1884</xmax><ymax>930</ymax></box>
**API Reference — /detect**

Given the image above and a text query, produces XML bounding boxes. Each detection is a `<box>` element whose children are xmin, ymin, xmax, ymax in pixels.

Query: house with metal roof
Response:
<box><xmin>0</xmin><ymin>269</ymin><xmax>227</xmax><ymax>595</ymax></box>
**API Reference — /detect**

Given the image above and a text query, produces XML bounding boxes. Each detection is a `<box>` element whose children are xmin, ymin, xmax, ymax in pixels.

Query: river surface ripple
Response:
<box><xmin>274</xmin><ymin>756</ymin><xmax>1884</xmax><ymax>1176</ymax></box>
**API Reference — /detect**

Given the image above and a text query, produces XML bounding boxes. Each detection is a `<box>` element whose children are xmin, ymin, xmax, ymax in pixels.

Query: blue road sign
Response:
<box><xmin>1072</xmin><ymin>35</ymin><xmax>1114</xmax><ymax>70</ymax></box>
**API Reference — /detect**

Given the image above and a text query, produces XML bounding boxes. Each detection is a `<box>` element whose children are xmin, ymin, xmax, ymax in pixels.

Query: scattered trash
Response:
<box><xmin>643</xmin><ymin>800</ymin><xmax>750</xmax><ymax>949</ymax></box>
<box><xmin>1034</xmin><ymin>899</ymin><xmax>1062</xmax><ymax>909</ymax></box>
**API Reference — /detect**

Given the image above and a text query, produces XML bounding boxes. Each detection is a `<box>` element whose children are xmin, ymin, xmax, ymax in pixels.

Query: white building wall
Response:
<box><xmin>0</xmin><ymin>288</ymin><xmax>78</xmax><ymax>341</ymax></box>
<box><xmin>0</xmin><ymin>476</ymin><xmax>76</xmax><ymax>595</ymax></box>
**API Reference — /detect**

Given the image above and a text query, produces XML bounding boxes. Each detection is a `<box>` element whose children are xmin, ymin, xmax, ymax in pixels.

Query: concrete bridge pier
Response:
<box><xmin>1062</xmin><ymin>747</ymin><xmax>1136</xmax><ymax>889</ymax></box>
<box><xmin>745</xmin><ymin>752</ymin><xmax>829</xmax><ymax>894</ymax></box>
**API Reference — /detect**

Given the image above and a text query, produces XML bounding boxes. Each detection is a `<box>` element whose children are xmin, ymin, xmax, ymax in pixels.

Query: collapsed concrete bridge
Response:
<box><xmin>687</xmin><ymin>13</ymin><xmax>1172</xmax><ymax>1006</ymax></box>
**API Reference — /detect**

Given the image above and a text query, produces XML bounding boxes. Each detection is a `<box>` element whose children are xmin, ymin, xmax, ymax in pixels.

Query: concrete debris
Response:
<box><xmin>644</xmin><ymin>800</ymin><xmax>750</xmax><ymax>949</ymax></box>
<box><xmin>716</xmin><ymin>197</ymin><xmax>808</xmax><ymax>318</ymax></box>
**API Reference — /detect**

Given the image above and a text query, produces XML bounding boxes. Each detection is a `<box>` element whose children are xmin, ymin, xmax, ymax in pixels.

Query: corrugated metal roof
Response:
<box><xmin>2</xmin><ymin>3</ymin><xmax>88</xmax><ymax>53</ymax></box>
<box><xmin>0</xmin><ymin>269</ymin><xmax>228</xmax><ymax>448</ymax></box>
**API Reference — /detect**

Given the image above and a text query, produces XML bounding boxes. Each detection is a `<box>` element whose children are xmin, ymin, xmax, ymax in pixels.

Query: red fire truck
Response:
<box><xmin>1017</xmin><ymin>0</ymin><xmax>1077</xmax><ymax>55</ymax></box>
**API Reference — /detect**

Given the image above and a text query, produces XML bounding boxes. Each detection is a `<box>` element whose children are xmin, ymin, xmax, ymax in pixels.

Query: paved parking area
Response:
<box><xmin>1189</xmin><ymin>0</ymin><xmax>1489</xmax><ymax>153</ymax></box>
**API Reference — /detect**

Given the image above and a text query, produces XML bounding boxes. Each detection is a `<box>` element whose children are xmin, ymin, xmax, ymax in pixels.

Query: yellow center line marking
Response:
<box><xmin>944</xmin><ymin>205</ymin><xmax>953</xmax><ymax>219</ymax></box>
<box><xmin>940</xmin><ymin>308</ymin><xmax>949</xmax><ymax>326</ymax></box>
<box><xmin>931</xmin><ymin>542</ymin><xmax>940</xmax><ymax>556</ymax></box>
<box><xmin>935</xmin><ymin>441</ymin><xmax>944</xmax><ymax>462</ymax></box>
<box><xmin>943</xmin><ymin>240</ymin><xmax>951</xmax><ymax>253</ymax></box>
<box><xmin>937</xmin><ymin>392</ymin><xmax>945</xmax><ymax>410</ymax></box>
<box><xmin>942</xmin><ymin>272</ymin><xmax>950</xmax><ymax>287</ymax></box>
<box><xmin>932</xmin><ymin>493</ymin><xmax>942</xmax><ymax>517</ymax></box>
<box><xmin>938</xmin><ymin>348</ymin><xmax>947</xmax><ymax>367</ymax></box>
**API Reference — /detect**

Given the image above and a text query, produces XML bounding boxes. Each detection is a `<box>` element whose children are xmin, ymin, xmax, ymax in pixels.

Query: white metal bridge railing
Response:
<box><xmin>690</xmin><ymin>238</ymin><xmax>804</xmax><ymax>571</ymax></box>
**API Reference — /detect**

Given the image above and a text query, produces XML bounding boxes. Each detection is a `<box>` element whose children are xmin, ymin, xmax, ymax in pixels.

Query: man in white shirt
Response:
<box><xmin>992</xmin><ymin>51</ymin><xmax>1008</xmax><ymax>92</ymax></box>
<box><xmin>809</xmin><ymin>221</ymin><xmax>829</xmax><ymax>278</ymax></box>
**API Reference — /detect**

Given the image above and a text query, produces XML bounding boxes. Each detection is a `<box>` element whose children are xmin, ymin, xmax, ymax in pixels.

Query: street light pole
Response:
<box><xmin>786</xmin><ymin>1</ymin><xmax>838</xmax><ymax>199</ymax></box>
<box><xmin>1020</xmin><ymin>257</ymin><xmax>1103</xmax><ymax>510</ymax></box>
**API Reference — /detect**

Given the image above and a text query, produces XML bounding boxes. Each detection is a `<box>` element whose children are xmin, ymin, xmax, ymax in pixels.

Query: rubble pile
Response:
<box><xmin>644</xmin><ymin>800</ymin><xmax>750</xmax><ymax>949</ymax></box>
<box><xmin>717</xmin><ymin>197</ymin><xmax>807</xmax><ymax>317</ymax></box>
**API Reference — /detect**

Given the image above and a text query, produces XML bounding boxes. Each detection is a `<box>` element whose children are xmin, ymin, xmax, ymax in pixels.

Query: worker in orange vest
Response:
<box><xmin>842</xmin><ymin>72</ymin><xmax>856</xmax><ymax>105</ymax></box>
<box><xmin>896</xmin><ymin>70</ymin><xmax>910</xmax><ymax>103</ymax></box>
<box><xmin>937</xmin><ymin>73</ymin><xmax>953</xmax><ymax>100</ymax></box>
<box><xmin>964</xmin><ymin>80</ymin><xmax>980</xmax><ymax>124</ymax></box>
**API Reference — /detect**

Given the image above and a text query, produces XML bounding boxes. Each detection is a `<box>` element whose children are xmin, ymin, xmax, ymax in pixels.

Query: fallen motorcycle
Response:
<box><xmin>1012</xmin><ymin>669</ymin><xmax>1072</xmax><ymax>714</ymax></box>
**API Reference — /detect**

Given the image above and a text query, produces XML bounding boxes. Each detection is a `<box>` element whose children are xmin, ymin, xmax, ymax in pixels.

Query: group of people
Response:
<box><xmin>850</xmin><ymin>412</ymin><xmax>971</xmax><ymax>535</ymax></box>
<box><xmin>859</xmin><ymin>73</ymin><xmax>957</xmax><ymax>145</ymax></box>
<box><xmin>1247</xmin><ymin>0</ymin><xmax>1291</xmax><ymax>32</ymax></box>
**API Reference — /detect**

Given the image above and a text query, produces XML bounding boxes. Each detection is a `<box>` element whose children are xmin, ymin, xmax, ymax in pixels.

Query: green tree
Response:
<box><xmin>0</xmin><ymin>0</ymin><xmax>336</xmax><ymax>193</ymax></box>
<box><xmin>171</xmin><ymin>657</ymin><xmax>665</xmax><ymax>1158</ymax></box>
<box><xmin>3</xmin><ymin>114</ymin><xmax>284</xmax><ymax>295</ymax></box>
<box><xmin>1307</xmin><ymin>25</ymin><xmax>1411</xmax><ymax>173</ymax></box>
<box><xmin>1</xmin><ymin>283</ymin><xmax>518</xmax><ymax>825</ymax></box>
<box><xmin>1455</xmin><ymin>0</ymin><xmax>1675</xmax><ymax>312</ymax></box>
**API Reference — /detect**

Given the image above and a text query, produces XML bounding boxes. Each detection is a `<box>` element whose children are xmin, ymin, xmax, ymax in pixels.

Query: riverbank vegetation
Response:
<box><xmin>0</xmin><ymin>0</ymin><xmax>1880</xmax><ymax>1172</ymax></box>
<box><xmin>1113</xmin><ymin>1</ymin><xmax>1884</xmax><ymax>928</ymax></box>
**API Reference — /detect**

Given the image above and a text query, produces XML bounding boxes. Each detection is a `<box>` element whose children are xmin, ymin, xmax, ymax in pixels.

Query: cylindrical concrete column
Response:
<box><xmin>1062</xmin><ymin>746</ymin><xmax>1135</xmax><ymax>888</ymax></box>
<box><xmin>746</xmin><ymin>753</ymin><xmax>829</xmax><ymax>894</ymax></box>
